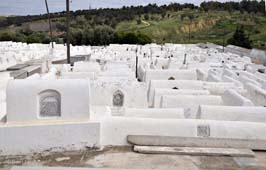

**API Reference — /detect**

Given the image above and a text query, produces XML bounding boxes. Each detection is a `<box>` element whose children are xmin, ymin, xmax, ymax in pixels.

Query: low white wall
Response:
<box><xmin>7</xmin><ymin>79</ymin><xmax>91</xmax><ymax>123</ymax></box>
<box><xmin>60</xmin><ymin>72</ymin><xmax>95</xmax><ymax>80</ymax></box>
<box><xmin>203</xmin><ymin>82</ymin><xmax>244</xmax><ymax>95</ymax></box>
<box><xmin>197</xmin><ymin>105</ymin><xmax>266</xmax><ymax>122</ymax></box>
<box><xmin>0</xmin><ymin>121</ymin><xmax>100</xmax><ymax>156</ymax></box>
<box><xmin>245</xmin><ymin>83</ymin><xmax>266</xmax><ymax>106</ymax></box>
<box><xmin>90</xmin><ymin>80</ymin><xmax>147</xmax><ymax>108</ymax></box>
<box><xmin>207</xmin><ymin>73</ymin><xmax>221</xmax><ymax>82</ymax></box>
<box><xmin>222</xmin><ymin>90</ymin><xmax>254</xmax><ymax>106</ymax></box>
<box><xmin>148</xmin><ymin>80</ymin><xmax>204</xmax><ymax>106</ymax></box>
<box><xmin>145</xmin><ymin>69</ymin><xmax>197</xmax><ymax>83</ymax></box>
<box><xmin>73</xmin><ymin>62</ymin><xmax>101</xmax><ymax>73</ymax></box>
<box><xmin>241</xmin><ymin>71</ymin><xmax>265</xmax><ymax>85</ymax></box>
<box><xmin>160</xmin><ymin>95</ymin><xmax>223</xmax><ymax>118</ymax></box>
<box><xmin>222</xmin><ymin>75</ymin><xmax>243</xmax><ymax>87</ymax></box>
<box><xmin>124</xmin><ymin>108</ymin><xmax>184</xmax><ymax>119</ymax></box>
<box><xmin>196</xmin><ymin>69</ymin><xmax>208</xmax><ymax>81</ymax></box>
<box><xmin>101</xmin><ymin>117</ymin><xmax>266</xmax><ymax>146</ymax></box>
<box><xmin>222</xmin><ymin>69</ymin><xmax>237</xmax><ymax>78</ymax></box>
<box><xmin>26</xmin><ymin>74</ymin><xmax>41</xmax><ymax>80</ymax></box>
<box><xmin>238</xmin><ymin>75</ymin><xmax>261</xmax><ymax>88</ymax></box>
<box><xmin>153</xmin><ymin>89</ymin><xmax>210</xmax><ymax>108</ymax></box>
<box><xmin>41</xmin><ymin>72</ymin><xmax>57</xmax><ymax>80</ymax></box>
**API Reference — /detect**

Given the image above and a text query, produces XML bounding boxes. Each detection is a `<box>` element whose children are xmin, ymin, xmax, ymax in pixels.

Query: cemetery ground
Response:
<box><xmin>1</xmin><ymin>146</ymin><xmax>266</xmax><ymax>170</ymax></box>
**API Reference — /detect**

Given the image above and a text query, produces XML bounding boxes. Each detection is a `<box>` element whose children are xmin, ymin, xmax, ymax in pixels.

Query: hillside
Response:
<box><xmin>116</xmin><ymin>10</ymin><xmax>266</xmax><ymax>49</ymax></box>
<box><xmin>0</xmin><ymin>1</ymin><xmax>265</xmax><ymax>49</ymax></box>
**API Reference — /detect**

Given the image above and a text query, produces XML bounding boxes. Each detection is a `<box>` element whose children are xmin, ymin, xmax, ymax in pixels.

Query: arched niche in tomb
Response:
<box><xmin>39</xmin><ymin>90</ymin><xmax>61</xmax><ymax>117</ymax></box>
<box><xmin>113</xmin><ymin>90</ymin><xmax>124</xmax><ymax>107</ymax></box>
<box><xmin>168</xmin><ymin>77</ymin><xmax>175</xmax><ymax>80</ymax></box>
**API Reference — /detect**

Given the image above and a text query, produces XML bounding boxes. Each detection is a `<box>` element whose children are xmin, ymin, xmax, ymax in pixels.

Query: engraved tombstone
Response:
<box><xmin>168</xmin><ymin>77</ymin><xmax>175</xmax><ymax>80</ymax></box>
<box><xmin>197</xmin><ymin>124</ymin><xmax>210</xmax><ymax>137</ymax></box>
<box><xmin>113</xmin><ymin>90</ymin><xmax>124</xmax><ymax>107</ymax></box>
<box><xmin>39</xmin><ymin>90</ymin><xmax>61</xmax><ymax>117</ymax></box>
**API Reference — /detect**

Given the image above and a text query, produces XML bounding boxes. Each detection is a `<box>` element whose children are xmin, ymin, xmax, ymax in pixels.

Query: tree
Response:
<box><xmin>227</xmin><ymin>25</ymin><xmax>252</xmax><ymax>49</ymax></box>
<box><xmin>82</xmin><ymin>28</ymin><xmax>95</xmax><ymax>45</ymax></box>
<box><xmin>144</xmin><ymin>14</ymin><xmax>149</xmax><ymax>20</ymax></box>
<box><xmin>26</xmin><ymin>33</ymin><xmax>41</xmax><ymax>43</ymax></box>
<box><xmin>93</xmin><ymin>25</ymin><xmax>115</xmax><ymax>45</ymax></box>
<box><xmin>0</xmin><ymin>31</ymin><xmax>15</xmax><ymax>41</ymax></box>
<box><xmin>114</xmin><ymin>32</ymin><xmax>152</xmax><ymax>45</ymax></box>
<box><xmin>70</xmin><ymin>28</ymin><xmax>83</xmax><ymax>45</ymax></box>
<box><xmin>137</xmin><ymin>19</ymin><xmax>141</xmax><ymax>25</ymax></box>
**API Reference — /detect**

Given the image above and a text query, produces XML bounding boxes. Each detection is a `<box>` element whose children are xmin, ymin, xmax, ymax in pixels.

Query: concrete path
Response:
<box><xmin>1</xmin><ymin>147</ymin><xmax>266</xmax><ymax>170</ymax></box>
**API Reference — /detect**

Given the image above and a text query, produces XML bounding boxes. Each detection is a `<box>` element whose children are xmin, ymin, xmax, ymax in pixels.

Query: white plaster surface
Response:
<box><xmin>198</xmin><ymin>105</ymin><xmax>266</xmax><ymax>122</ymax></box>
<box><xmin>101</xmin><ymin>117</ymin><xmax>266</xmax><ymax>146</ymax></box>
<box><xmin>245</xmin><ymin>83</ymin><xmax>266</xmax><ymax>106</ymax></box>
<box><xmin>145</xmin><ymin>69</ymin><xmax>197</xmax><ymax>83</ymax></box>
<box><xmin>7</xmin><ymin>79</ymin><xmax>91</xmax><ymax>123</ymax></box>
<box><xmin>153</xmin><ymin>89</ymin><xmax>210</xmax><ymax>108</ymax></box>
<box><xmin>222</xmin><ymin>90</ymin><xmax>254</xmax><ymax>106</ymax></box>
<box><xmin>0</xmin><ymin>121</ymin><xmax>100</xmax><ymax>155</ymax></box>
<box><xmin>124</xmin><ymin>108</ymin><xmax>185</xmax><ymax>119</ymax></box>
<box><xmin>148</xmin><ymin>80</ymin><xmax>204</xmax><ymax>106</ymax></box>
<box><xmin>160</xmin><ymin>95</ymin><xmax>223</xmax><ymax>118</ymax></box>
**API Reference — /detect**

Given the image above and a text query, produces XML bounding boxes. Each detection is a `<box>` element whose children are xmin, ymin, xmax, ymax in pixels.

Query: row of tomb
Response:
<box><xmin>0</xmin><ymin>42</ymin><xmax>266</xmax><ymax>155</ymax></box>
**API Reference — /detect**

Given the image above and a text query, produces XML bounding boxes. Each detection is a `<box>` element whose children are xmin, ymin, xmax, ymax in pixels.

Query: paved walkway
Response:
<box><xmin>1</xmin><ymin>147</ymin><xmax>266</xmax><ymax>170</ymax></box>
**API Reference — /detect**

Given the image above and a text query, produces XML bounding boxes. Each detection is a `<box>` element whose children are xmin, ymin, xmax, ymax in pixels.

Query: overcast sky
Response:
<box><xmin>0</xmin><ymin>0</ymin><xmax>239</xmax><ymax>16</ymax></box>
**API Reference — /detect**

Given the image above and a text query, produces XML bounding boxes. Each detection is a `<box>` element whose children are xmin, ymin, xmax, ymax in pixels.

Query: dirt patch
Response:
<box><xmin>1</xmin><ymin>147</ymin><xmax>266</xmax><ymax>170</ymax></box>
<box><xmin>181</xmin><ymin>19</ymin><xmax>217</xmax><ymax>33</ymax></box>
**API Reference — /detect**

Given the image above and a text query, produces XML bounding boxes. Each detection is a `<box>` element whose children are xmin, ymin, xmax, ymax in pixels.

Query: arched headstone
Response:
<box><xmin>113</xmin><ymin>90</ymin><xmax>124</xmax><ymax>107</ymax></box>
<box><xmin>39</xmin><ymin>90</ymin><xmax>61</xmax><ymax>117</ymax></box>
<box><xmin>168</xmin><ymin>77</ymin><xmax>175</xmax><ymax>80</ymax></box>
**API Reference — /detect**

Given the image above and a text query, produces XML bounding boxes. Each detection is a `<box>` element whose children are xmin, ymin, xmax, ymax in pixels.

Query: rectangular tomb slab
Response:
<box><xmin>11</xmin><ymin>167</ymin><xmax>142</xmax><ymax>170</ymax></box>
<box><xmin>134</xmin><ymin>146</ymin><xmax>255</xmax><ymax>157</ymax></box>
<box><xmin>127</xmin><ymin>135</ymin><xmax>266</xmax><ymax>150</ymax></box>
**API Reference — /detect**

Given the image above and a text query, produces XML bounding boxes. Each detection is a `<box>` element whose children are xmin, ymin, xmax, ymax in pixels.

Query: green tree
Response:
<box><xmin>70</xmin><ymin>28</ymin><xmax>83</xmax><ymax>45</ymax></box>
<box><xmin>82</xmin><ymin>28</ymin><xmax>95</xmax><ymax>45</ymax></box>
<box><xmin>114</xmin><ymin>32</ymin><xmax>152</xmax><ymax>45</ymax></box>
<box><xmin>144</xmin><ymin>14</ymin><xmax>150</xmax><ymax>20</ymax></box>
<box><xmin>26</xmin><ymin>33</ymin><xmax>41</xmax><ymax>43</ymax></box>
<box><xmin>14</xmin><ymin>32</ymin><xmax>26</xmax><ymax>42</ymax></box>
<box><xmin>228</xmin><ymin>25</ymin><xmax>252</xmax><ymax>49</ymax></box>
<box><xmin>0</xmin><ymin>31</ymin><xmax>16</xmax><ymax>41</ymax></box>
<box><xmin>137</xmin><ymin>19</ymin><xmax>141</xmax><ymax>25</ymax></box>
<box><xmin>93</xmin><ymin>25</ymin><xmax>115</xmax><ymax>45</ymax></box>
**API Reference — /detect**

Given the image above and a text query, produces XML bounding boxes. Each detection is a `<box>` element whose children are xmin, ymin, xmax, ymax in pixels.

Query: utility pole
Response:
<box><xmin>66</xmin><ymin>0</ymin><xmax>71</xmax><ymax>64</ymax></box>
<box><xmin>222</xmin><ymin>14</ymin><xmax>226</xmax><ymax>52</ymax></box>
<box><xmin>135</xmin><ymin>49</ymin><xmax>138</xmax><ymax>79</ymax></box>
<box><xmin>222</xmin><ymin>27</ymin><xmax>225</xmax><ymax>52</ymax></box>
<box><xmin>45</xmin><ymin>0</ymin><xmax>54</xmax><ymax>48</ymax></box>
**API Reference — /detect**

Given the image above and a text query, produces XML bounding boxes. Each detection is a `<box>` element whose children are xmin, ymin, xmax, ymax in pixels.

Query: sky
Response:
<box><xmin>0</xmin><ymin>0</ymin><xmax>238</xmax><ymax>16</ymax></box>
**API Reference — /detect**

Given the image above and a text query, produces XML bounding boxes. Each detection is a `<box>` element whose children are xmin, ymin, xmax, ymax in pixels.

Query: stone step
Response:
<box><xmin>11</xmin><ymin>167</ymin><xmax>146</xmax><ymax>170</ymax></box>
<box><xmin>134</xmin><ymin>145</ymin><xmax>255</xmax><ymax>157</ymax></box>
<box><xmin>127</xmin><ymin>135</ymin><xmax>266</xmax><ymax>150</ymax></box>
